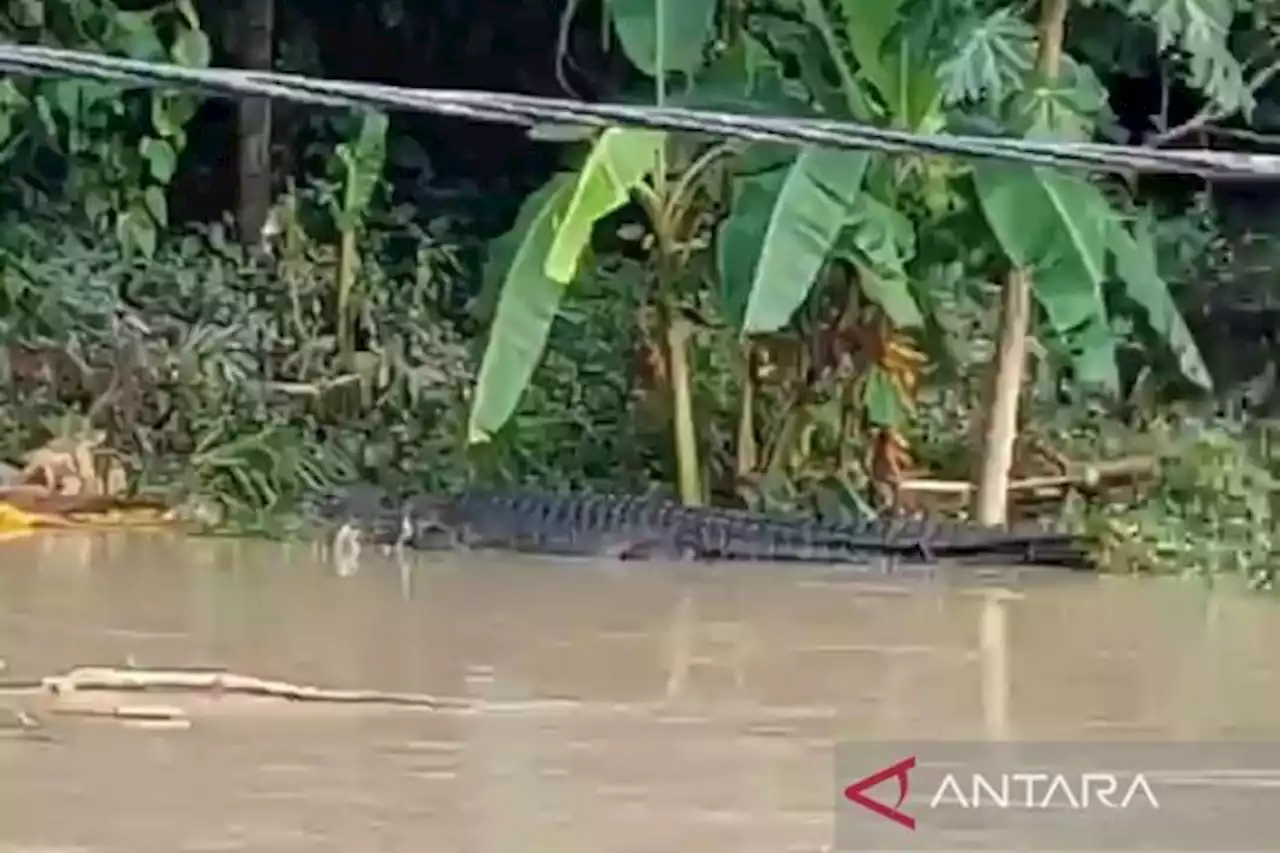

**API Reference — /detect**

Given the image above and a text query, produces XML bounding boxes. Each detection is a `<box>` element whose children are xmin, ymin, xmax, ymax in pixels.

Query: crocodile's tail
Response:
<box><xmin>677</xmin><ymin>514</ymin><xmax>1094</xmax><ymax>569</ymax></box>
<box><xmin>672</xmin><ymin>518</ymin><xmax>888</xmax><ymax>565</ymax></box>
<box><xmin>902</xmin><ymin>527</ymin><xmax>1094</xmax><ymax>569</ymax></box>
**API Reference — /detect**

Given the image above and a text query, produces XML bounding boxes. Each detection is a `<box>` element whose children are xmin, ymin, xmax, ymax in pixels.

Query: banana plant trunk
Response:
<box><xmin>666</xmin><ymin>312</ymin><xmax>704</xmax><ymax>505</ymax></box>
<box><xmin>971</xmin><ymin>0</ymin><xmax>1070</xmax><ymax>526</ymax></box>
<box><xmin>972</xmin><ymin>268</ymin><xmax>1032</xmax><ymax>524</ymax></box>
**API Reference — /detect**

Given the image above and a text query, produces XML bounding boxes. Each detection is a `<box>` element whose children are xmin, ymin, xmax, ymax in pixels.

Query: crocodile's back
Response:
<box><xmin>654</xmin><ymin>513</ymin><xmax>861</xmax><ymax>562</ymax></box>
<box><xmin>439</xmin><ymin>490</ymin><xmax>1091</xmax><ymax>567</ymax></box>
<box><xmin>430</xmin><ymin>490</ymin><xmax>691</xmax><ymax>556</ymax></box>
<box><xmin>452</xmin><ymin>491</ymin><xmax>886</xmax><ymax>560</ymax></box>
<box><xmin>320</xmin><ymin>486</ymin><xmax>1092</xmax><ymax>569</ymax></box>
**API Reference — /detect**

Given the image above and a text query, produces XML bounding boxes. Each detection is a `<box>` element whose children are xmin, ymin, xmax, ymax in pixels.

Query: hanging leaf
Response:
<box><xmin>838</xmin><ymin>195</ymin><xmax>923</xmax><ymax>327</ymax></box>
<box><xmin>837</xmin><ymin>0</ymin><xmax>941</xmax><ymax>129</ymax></box>
<box><xmin>974</xmin><ymin>163</ymin><xmax>1117</xmax><ymax>390</ymax></box>
<box><xmin>853</xmin><ymin>262</ymin><xmax>923</xmax><ymax>328</ymax></box>
<box><xmin>720</xmin><ymin>147</ymin><xmax>872</xmax><ymax>334</ymax></box>
<box><xmin>544</xmin><ymin>128</ymin><xmax>664</xmax><ymax>283</ymax></box>
<box><xmin>717</xmin><ymin>166</ymin><xmax>785</xmax><ymax>328</ymax></box>
<box><xmin>1066</xmin><ymin>315</ymin><xmax>1122</xmax><ymax>391</ymax></box>
<box><xmin>170</xmin><ymin>25</ymin><xmax>212</xmax><ymax>68</ymax></box>
<box><xmin>1109</xmin><ymin>212</ymin><xmax>1213</xmax><ymax>390</ymax></box>
<box><xmin>861</xmin><ymin>365</ymin><xmax>908</xmax><ymax>428</ymax></box>
<box><xmin>337</xmin><ymin>110</ymin><xmax>388</xmax><ymax>222</ymax></box>
<box><xmin>604</xmin><ymin>0</ymin><xmax>718</xmax><ymax>78</ymax></box>
<box><xmin>468</xmin><ymin>176</ymin><xmax>576</xmax><ymax>443</ymax></box>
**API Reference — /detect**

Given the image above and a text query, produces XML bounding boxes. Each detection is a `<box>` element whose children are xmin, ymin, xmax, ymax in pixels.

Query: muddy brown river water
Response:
<box><xmin>0</xmin><ymin>532</ymin><xmax>1277</xmax><ymax>852</ymax></box>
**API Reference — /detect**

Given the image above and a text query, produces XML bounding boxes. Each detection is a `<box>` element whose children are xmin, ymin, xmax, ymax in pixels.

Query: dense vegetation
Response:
<box><xmin>1</xmin><ymin>0</ymin><xmax>1279</xmax><ymax>583</ymax></box>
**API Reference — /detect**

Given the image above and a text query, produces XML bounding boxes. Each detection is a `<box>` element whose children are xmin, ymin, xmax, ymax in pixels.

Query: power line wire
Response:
<box><xmin>1</xmin><ymin>43</ymin><xmax>1278</xmax><ymax>178</ymax></box>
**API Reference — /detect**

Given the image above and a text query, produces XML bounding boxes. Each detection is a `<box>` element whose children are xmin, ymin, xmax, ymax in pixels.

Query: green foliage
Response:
<box><xmin>973</xmin><ymin>164</ymin><xmax>1118</xmax><ymax>390</ymax></box>
<box><xmin>1062</xmin><ymin>418</ymin><xmax>1280</xmax><ymax>589</ymax></box>
<box><xmin>469</xmin><ymin>0</ymin><xmax>1226</xmax><ymax>480</ymax></box>
<box><xmin>1108</xmin><ymin>211</ymin><xmax>1214</xmax><ymax>392</ymax></box>
<box><xmin>472</xmin><ymin>260</ymin><xmax>659</xmax><ymax>490</ymax></box>
<box><xmin>0</xmin><ymin>0</ymin><xmax>1277</xmax><ymax>581</ymax></box>
<box><xmin>0</xmin><ymin>0</ymin><xmax>210</xmax><ymax>257</ymax></box>
<box><xmin>332</xmin><ymin>110</ymin><xmax>389</xmax><ymax>231</ymax></box>
<box><xmin>605</xmin><ymin>0</ymin><xmax>719</xmax><ymax>77</ymax></box>
<box><xmin>469</xmin><ymin>175</ymin><xmax>578</xmax><ymax>442</ymax></box>
<box><xmin>1125</xmin><ymin>0</ymin><xmax>1247</xmax><ymax>114</ymax></box>
<box><xmin>727</xmin><ymin>148</ymin><xmax>873</xmax><ymax>334</ymax></box>
<box><xmin>449</xmin><ymin>0</ymin><xmax>1280</xmax><ymax>577</ymax></box>
<box><xmin>0</xmin><ymin>196</ymin><xmax>473</xmax><ymax>521</ymax></box>
<box><xmin>545</xmin><ymin>129</ymin><xmax>665</xmax><ymax>281</ymax></box>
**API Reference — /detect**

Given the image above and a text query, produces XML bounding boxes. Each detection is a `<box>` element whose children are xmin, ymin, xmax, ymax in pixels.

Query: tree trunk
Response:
<box><xmin>970</xmin><ymin>0</ymin><xmax>1070</xmax><ymax>526</ymax></box>
<box><xmin>236</xmin><ymin>0</ymin><xmax>275</xmax><ymax>247</ymax></box>
<box><xmin>972</xmin><ymin>269</ymin><xmax>1032</xmax><ymax>524</ymax></box>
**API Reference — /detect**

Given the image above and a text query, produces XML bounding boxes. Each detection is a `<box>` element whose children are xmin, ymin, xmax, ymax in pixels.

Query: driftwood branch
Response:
<box><xmin>900</xmin><ymin>455</ymin><xmax>1157</xmax><ymax>496</ymax></box>
<box><xmin>0</xmin><ymin>665</ymin><xmax>468</xmax><ymax>718</ymax></box>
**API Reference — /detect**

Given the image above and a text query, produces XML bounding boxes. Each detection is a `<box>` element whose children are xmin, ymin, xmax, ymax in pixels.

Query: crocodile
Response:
<box><xmin>317</xmin><ymin>487</ymin><xmax>1092</xmax><ymax>569</ymax></box>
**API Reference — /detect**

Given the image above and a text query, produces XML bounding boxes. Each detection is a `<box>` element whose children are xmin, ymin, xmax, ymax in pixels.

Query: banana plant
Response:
<box><xmin>713</xmin><ymin>0</ymin><xmax>1211</xmax><ymax>442</ymax></box>
<box><xmin>469</xmin><ymin>129</ymin><xmax>663</xmax><ymax>447</ymax></box>
<box><xmin>328</xmin><ymin>109</ymin><xmax>388</xmax><ymax>364</ymax></box>
<box><xmin>468</xmin><ymin>0</ymin><xmax>1216</xmax><ymax>502</ymax></box>
<box><xmin>469</xmin><ymin>0</ymin><xmax>722</xmax><ymax>504</ymax></box>
<box><xmin>710</xmin><ymin>0</ymin><xmax>955</xmax><ymax>479</ymax></box>
<box><xmin>712</xmin><ymin>0</ymin><xmax>950</xmax><ymax>334</ymax></box>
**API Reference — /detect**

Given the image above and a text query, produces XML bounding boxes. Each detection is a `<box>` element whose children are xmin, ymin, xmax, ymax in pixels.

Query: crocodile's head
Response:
<box><xmin>311</xmin><ymin>484</ymin><xmax>398</xmax><ymax>523</ymax></box>
<box><xmin>401</xmin><ymin>494</ymin><xmax>457</xmax><ymax>532</ymax></box>
<box><xmin>391</xmin><ymin>493</ymin><xmax>472</xmax><ymax>550</ymax></box>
